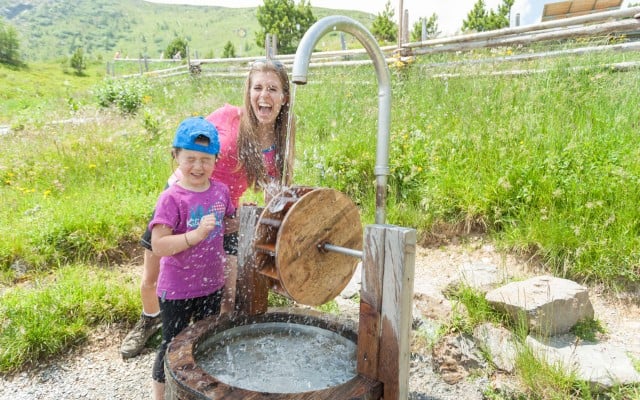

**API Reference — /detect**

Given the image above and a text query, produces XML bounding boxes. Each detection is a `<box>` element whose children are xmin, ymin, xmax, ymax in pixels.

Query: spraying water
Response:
<box><xmin>281</xmin><ymin>83</ymin><xmax>296</xmax><ymax>187</ymax></box>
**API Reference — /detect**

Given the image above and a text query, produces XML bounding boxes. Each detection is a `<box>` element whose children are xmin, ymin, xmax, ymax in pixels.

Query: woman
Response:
<box><xmin>120</xmin><ymin>59</ymin><xmax>295</xmax><ymax>360</ymax></box>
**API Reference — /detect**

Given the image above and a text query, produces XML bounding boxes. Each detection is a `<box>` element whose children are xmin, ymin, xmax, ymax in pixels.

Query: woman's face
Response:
<box><xmin>249</xmin><ymin>70</ymin><xmax>285</xmax><ymax>126</ymax></box>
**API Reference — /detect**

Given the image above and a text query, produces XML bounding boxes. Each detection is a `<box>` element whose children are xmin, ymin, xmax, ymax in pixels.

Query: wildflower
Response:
<box><xmin>43</xmin><ymin>189</ymin><xmax>52</xmax><ymax>198</ymax></box>
<box><xmin>88</xmin><ymin>164</ymin><xmax>97</xmax><ymax>169</ymax></box>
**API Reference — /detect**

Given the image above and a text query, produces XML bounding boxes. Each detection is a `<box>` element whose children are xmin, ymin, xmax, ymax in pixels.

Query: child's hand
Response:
<box><xmin>196</xmin><ymin>214</ymin><xmax>218</xmax><ymax>236</ymax></box>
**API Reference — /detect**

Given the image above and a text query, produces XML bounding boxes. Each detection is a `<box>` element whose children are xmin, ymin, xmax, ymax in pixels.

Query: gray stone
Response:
<box><xmin>339</xmin><ymin>262</ymin><xmax>361</xmax><ymax>299</ymax></box>
<box><xmin>485</xmin><ymin>275</ymin><xmax>594</xmax><ymax>335</ymax></box>
<box><xmin>457</xmin><ymin>261</ymin><xmax>504</xmax><ymax>291</ymax></box>
<box><xmin>526</xmin><ymin>333</ymin><xmax>640</xmax><ymax>388</ymax></box>
<box><xmin>432</xmin><ymin>333</ymin><xmax>487</xmax><ymax>384</ymax></box>
<box><xmin>473</xmin><ymin>323</ymin><xmax>519</xmax><ymax>373</ymax></box>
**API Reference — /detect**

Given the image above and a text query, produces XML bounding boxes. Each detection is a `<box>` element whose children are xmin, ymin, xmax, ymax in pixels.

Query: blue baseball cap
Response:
<box><xmin>173</xmin><ymin>117</ymin><xmax>220</xmax><ymax>155</ymax></box>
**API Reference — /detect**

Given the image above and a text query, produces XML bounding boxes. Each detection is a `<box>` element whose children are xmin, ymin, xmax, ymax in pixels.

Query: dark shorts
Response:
<box><xmin>140</xmin><ymin>227</ymin><xmax>238</xmax><ymax>256</ymax></box>
<box><xmin>152</xmin><ymin>289</ymin><xmax>222</xmax><ymax>382</ymax></box>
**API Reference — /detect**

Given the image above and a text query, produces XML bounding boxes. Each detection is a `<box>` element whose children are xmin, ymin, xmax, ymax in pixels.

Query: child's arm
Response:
<box><xmin>151</xmin><ymin>214</ymin><xmax>218</xmax><ymax>256</ymax></box>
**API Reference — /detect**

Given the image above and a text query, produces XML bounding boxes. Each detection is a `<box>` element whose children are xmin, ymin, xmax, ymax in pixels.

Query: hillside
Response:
<box><xmin>0</xmin><ymin>0</ymin><xmax>375</xmax><ymax>62</ymax></box>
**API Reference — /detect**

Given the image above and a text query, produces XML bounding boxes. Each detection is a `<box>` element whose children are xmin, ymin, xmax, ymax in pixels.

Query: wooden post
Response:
<box><xmin>357</xmin><ymin>224</ymin><xmax>415</xmax><ymax>400</ymax></box>
<box><xmin>271</xmin><ymin>34</ymin><xmax>278</xmax><ymax>57</ymax></box>
<box><xmin>265</xmin><ymin>33</ymin><xmax>272</xmax><ymax>58</ymax></box>
<box><xmin>236</xmin><ymin>206</ymin><xmax>269</xmax><ymax>315</ymax></box>
<box><xmin>397</xmin><ymin>0</ymin><xmax>404</xmax><ymax>48</ymax></box>
<box><xmin>403</xmin><ymin>9</ymin><xmax>409</xmax><ymax>44</ymax></box>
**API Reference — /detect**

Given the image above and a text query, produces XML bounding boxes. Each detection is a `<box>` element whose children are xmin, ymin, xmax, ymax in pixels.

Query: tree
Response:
<box><xmin>165</xmin><ymin>37</ymin><xmax>188</xmax><ymax>60</ymax></box>
<box><xmin>70</xmin><ymin>47</ymin><xmax>86</xmax><ymax>75</ymax></box>
<box><xmin>462</xmin><ymin>0</ymin><xmax>514</xmax><ymax>33</ymax></box>
<box><xmin>489</xmin><ymin>0</ymin><xmax>515</xmax><ymax>30</ymax></box>
<box><xmin>371</xmin><ymin>0</ymin><xmax>397</xmax><ymax>43</ymax></box>
<box><xmin>462</xmin><ymin>0</ymin><xmax>489</xmax><ymax>32</ymax></box>
<box><xmin>411</xmin><ymin>13</ymin><xmax>440</xmax><ymax>42</ymax></box>
<box><xmin>222</xmin><ymin>40</ymin><xmax>236</xmax><ymax>58</ymax></box>
<box><xmin>0</xmin><ymin>18</ymin><xmax>22</xmax><ymax>66</ymax></box>
<box><xmin>255</xmin><ymin>0</ymin><xmax>317</xmax><ymax>55</ymax></box>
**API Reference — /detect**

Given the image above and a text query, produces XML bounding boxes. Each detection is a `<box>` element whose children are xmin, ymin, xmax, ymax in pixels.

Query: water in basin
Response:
<box><xmin>196</xmin><ymin>321</ymin><xmax>357</xmax><ymax>393</ymax></box>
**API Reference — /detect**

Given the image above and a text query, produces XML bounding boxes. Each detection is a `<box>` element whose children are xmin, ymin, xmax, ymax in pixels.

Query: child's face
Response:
<box><xmin>175</xmin><ymin>149</ymin><xmax>216</xmax><ymax>189</ymax></box>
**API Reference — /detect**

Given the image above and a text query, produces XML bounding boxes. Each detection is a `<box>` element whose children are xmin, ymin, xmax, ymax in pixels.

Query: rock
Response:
<box><xmin>526</xmin><ymin>333</ymin><xmax>640</xmax><ymax>389</ymax></box>
<box><xmin>432</xmin><ymin>333</ymin><xmax>487</xmax><ymax>384</ymax></box>
<box><xmin>473</xmin><ymin>323</ymin><xmax>519</xmax><ymax>373</ymax></box>
<box><xmin>458</xmin><ymin>261</ymin><xmax>506</xmax><ymax>292</ymax></box>
<box><xmin>339</xmin><ymin>262</ymin><xmax>361</xmax><ymax>299</ymax></box>
<box><xmin>413</xmin><ymin>292</ymin><xmax>453</xmax><ymax>321</ymax></box>
<box><xmin>485</xmin><ymin>275</ymin><xmax>594</xmax><ymax>335</ymax></box>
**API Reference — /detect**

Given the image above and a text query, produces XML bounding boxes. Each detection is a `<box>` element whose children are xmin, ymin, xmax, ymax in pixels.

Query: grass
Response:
<box><xmin>7</xmin><ymin>0</ymin><xmax>375</xmax><ymax>63</ymax></box>
<box><xmin>0</xmin><ymin>264</ymin><xmax>139</xmax><ymax>373</ymax></box>
<box><xmin>0</xmin><ymin>60</ymin><xmax>106</xmax><ymax>125</ymax></box>
<box><xmin>1</xmin><ymin>40</ymin><xmax>640</xmax><ymax>397</ymax></box>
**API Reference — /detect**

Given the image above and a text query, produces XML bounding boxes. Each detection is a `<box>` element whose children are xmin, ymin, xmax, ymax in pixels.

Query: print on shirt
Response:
<box><xmin>186</xmin><ymin>202</ymin><xmax>226</xmax><ymax>239</ymax></box>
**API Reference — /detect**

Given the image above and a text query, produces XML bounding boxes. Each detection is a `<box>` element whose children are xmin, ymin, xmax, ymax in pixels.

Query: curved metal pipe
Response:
<box><xmin>292</xmin><ymin>15</ymin><xmax>392</xmax><ymax>225</ymax></box>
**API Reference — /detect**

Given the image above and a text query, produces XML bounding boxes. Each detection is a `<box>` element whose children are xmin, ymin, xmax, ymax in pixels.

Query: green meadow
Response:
<box><xmin>1</xmin><ymin>41</ymin><xmax>639</xmax><ymax>397</ymax></box>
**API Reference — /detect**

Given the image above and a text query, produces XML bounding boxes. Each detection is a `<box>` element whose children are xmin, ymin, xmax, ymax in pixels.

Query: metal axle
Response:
<box><xmin>318</xmin><ymin>242</ymin><xmax>363</xmax><ymax>259</ymax></box>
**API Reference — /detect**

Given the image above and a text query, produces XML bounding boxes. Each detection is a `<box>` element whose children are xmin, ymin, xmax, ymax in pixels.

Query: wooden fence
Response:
<box><xmin>108</xmin><ymin>7</ymin><xmax>640</xmax><ymax>80</ymax></box>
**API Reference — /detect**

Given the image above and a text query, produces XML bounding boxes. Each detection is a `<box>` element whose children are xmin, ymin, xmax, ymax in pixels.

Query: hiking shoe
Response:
<box><xmin>120</xmin><ymin>314</ymin><xmax>162</xmax><ymax>359</ymax></box>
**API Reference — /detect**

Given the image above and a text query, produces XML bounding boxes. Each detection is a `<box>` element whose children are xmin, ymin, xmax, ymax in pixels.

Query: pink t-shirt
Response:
<box><xmin>149</xmin><ymin>180</ymin><xmax>235</xmax><ymax>300</ymax></box>
<box><xmin>206</xmin><ymin>104</ymin><xmax>279</xmax><ymax>207</ymax></box>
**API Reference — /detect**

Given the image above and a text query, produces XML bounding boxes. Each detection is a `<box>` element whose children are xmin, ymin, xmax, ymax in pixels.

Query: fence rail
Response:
<box><xmin>108</xmin><ymin>7</ymin><xmax>640</xmax><ymax>80</ymax></box>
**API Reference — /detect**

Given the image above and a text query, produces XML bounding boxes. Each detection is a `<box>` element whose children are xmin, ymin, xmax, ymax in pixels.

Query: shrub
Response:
<box><xmin>95</xmin><ymin>78</ymin><xmax>148</xmax><ymax>115</ymax></box>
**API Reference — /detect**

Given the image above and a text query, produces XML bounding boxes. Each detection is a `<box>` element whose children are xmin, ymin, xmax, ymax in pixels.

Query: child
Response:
<box><xmin>148</xmin><ymin>116</ymin><xmax>235</xmax><ymax>400</ymax></box>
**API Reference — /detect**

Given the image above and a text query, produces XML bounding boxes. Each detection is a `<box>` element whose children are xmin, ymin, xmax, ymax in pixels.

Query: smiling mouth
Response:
<box><xmin>258</xmin><ymin>103</ymin><xmax>272</xmax><ymax>113</ymax></box>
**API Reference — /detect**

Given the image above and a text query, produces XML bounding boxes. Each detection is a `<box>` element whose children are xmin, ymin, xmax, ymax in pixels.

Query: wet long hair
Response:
<box><xmin>238</xmin><ymin>59</ymin><xmax>295</xmax><ymax>189</ymax></box>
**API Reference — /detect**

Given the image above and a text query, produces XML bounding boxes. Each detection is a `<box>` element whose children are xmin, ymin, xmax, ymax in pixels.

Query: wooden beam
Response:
<box><xmin>357</xmin><ymin>225</ymin><xmax>386</xmax><ymax>380</ymax></box>
<box><xmin>378</xmin><ymin>226</ymin><xmax>416</xmax><ymax>400</ymax></box>
<box><xmin>236</xmin><ymin>206</ymin><xmax>269</xmax><ymax>315</ymax></box>
<box><xmin>358</xmin><ymin>225</ymin><xmax>416</xmax><ymax>400</ymax></box>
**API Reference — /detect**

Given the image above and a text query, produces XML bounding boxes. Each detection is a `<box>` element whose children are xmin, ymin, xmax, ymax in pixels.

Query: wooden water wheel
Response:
<box><xmin>253</xmin><ymin>186</ymin><xmax>363</xmax><ymax>306</ymax></box>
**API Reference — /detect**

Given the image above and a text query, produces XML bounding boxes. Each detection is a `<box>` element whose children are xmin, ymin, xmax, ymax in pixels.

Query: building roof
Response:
<box><xmin>541</xmin><ymin>0</ymin><xmax>623</xmax><ymax>21</ymax></box>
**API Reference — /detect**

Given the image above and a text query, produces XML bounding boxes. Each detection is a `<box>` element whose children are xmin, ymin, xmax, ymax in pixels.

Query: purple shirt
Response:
<box><xmin>149</xmin><ymin>179</ymin><xmax>235</xmax><ymax>300</ymax></box>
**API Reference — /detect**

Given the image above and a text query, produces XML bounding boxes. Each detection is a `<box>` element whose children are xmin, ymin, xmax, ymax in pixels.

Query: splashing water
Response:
<box><xmin>281</xmin><ymin>84</ymin><xmax>296</xmax><ymax>187</ymax></box>
<box><xmin>196</xmin><ymin>322</ymin><xmax>357</xmax><ymax>393</ymax></box>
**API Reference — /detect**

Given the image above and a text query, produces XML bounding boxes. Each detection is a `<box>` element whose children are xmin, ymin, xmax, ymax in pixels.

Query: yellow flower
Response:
<box><xmin>88</xmin><ymin>164</ymin><xmax>97</xmax><ymax>169</ymax></box>
<box><xmin>43</xmin><ymin>189</ymin><xmax>52</xmax><ymax>197</ymax></box>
